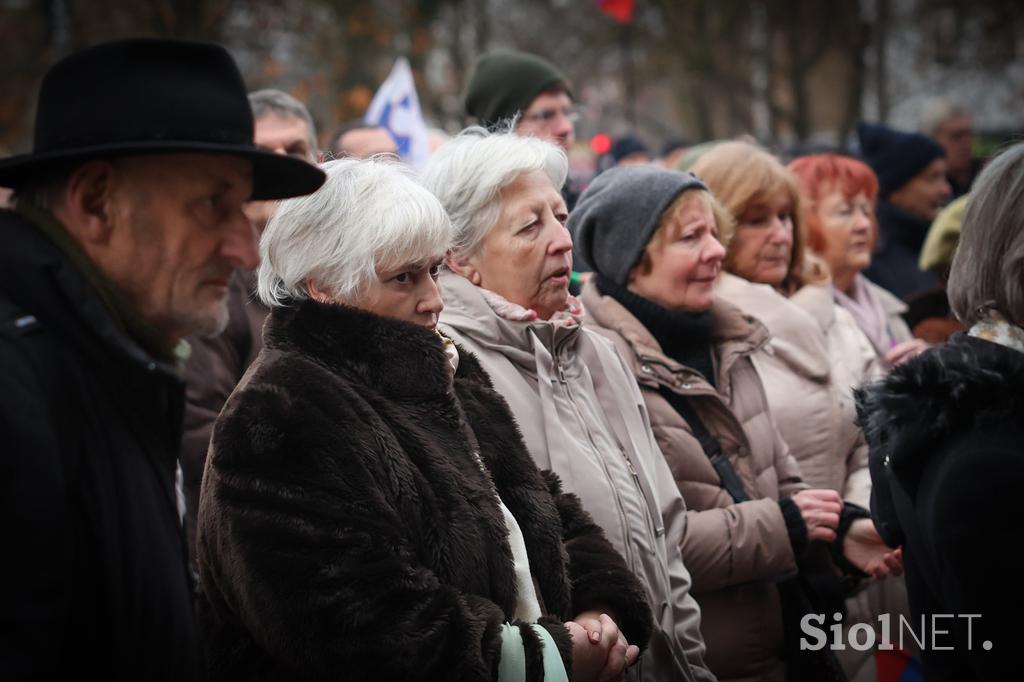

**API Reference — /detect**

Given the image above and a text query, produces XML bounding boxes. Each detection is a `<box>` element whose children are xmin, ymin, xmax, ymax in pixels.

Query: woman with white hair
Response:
<box><xmin>858</xmin><ymin>143</ymin><xmax>1024</xmax><ymax>680</ymax></box>
<box><xmin>422</xmin><ymin>129</ymin><xmax>715</xmax><ymax>682</ymax></box>
<box><xmin>195</xmin><ymin>158</ymin><xmax>654</xmax><ymax>682</ymax></box>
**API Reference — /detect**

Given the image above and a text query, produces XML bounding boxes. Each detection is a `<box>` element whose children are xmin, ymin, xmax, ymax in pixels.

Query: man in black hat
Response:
<box><xmin>0</xmin><ymin>38</ymin><xmax>324</xmax><ymax>680</ymax></box>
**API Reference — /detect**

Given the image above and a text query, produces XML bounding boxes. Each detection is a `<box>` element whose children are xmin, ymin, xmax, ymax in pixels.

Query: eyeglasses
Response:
<box><xmin>521</xmin><ymin>106</ymin><xmax>581</xmax><ymax>126</ymax></box>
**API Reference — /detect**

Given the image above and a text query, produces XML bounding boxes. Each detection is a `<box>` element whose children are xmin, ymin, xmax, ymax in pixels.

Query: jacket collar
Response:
<box><xmin>439</xmin><ymin>271</ymin><xmax>583</xmax><ymax>367</ymax></box>
<box><xmin>263</xmin><ymin>299</ymin><xmax>454</xmax><ymax>399</ymax></box>
<box><xmin>0</xmin><ymin>208</ymin><xmax>182</xmax><ymax>380</ymax></box>
<box><xmin>858</xmin><ymin>333</ymin><xmax>1024</xmax><ymax>475</ymax></box>
<box><xmin>716</xmin><ymin>272</ymin><xmax>831</xmax><ymax>381</ymax></box>
<box><xmin>579</xmin><ymin>277</ymin><xmax>768</xmax><ymax>392</ymax></box>
<box><xmin>876</xmin><ymin>200</ymin><xmax>933</xmax><ymax>253</ymax></box>
<box><xmin>865</xmin><ymin>276</ymin><xmax>909</xmax><ymax>317</ymax></box>
<box><xmin>789</xmin><ymin>280</ymin><xmax>836</xmax><ymax>333</ymax></box>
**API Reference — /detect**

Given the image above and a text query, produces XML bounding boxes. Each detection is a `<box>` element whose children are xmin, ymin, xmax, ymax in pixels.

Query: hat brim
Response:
<box><xmin>0</xmin><ymin>140</ymin><xmax>326</xmax><ymax>200</ymax></box>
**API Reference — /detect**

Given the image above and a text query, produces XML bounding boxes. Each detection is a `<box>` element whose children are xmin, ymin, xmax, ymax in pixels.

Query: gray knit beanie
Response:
<box><xmin>568</xmin><ymin>166</ymin><xmax>708</xmax><ymax>285</ymax></box>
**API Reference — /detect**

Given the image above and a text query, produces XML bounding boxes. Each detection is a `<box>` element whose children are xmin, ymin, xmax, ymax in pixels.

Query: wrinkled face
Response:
<box><xmin>106</xmin><ymin>153</ymin><xmax>257</xmax><ymax>341</ymax></box>
<box><xmin>889</xmin><ymin>157</ymin><xmax>952</xmax><ymax>221</ymax></box>
<box><xmin>728</xmin><ymin>190</ymin><xmax>794</xmax><ymax>286</ymax></box>
<box><xmin>245</xmin><ymin>113</ymin><xmax>318</xmax><ymax>234</ymax></box>
<box><xmin>814</xmin><ymin>188</ymin><xmax>874</xmax><ymax>278</ymax></box>
<box><xmin>336</xmin><ymin>128</ymin><xmax>398</xmax><ymax>159</ymax></box>
<box><xmin>933</xmin><ymin>114</ymin><xmax>974</xmax><ymax>175</ymax></box>
<box><xmin>356</xmin><ymin>257</ymin><xmax>445</xmax><ymax>329</ymax></box>
<box><xmin>466</xmin><ymin>170</ymin><xmax>572</xmax><ymax>319</ymax></box>
<box><xmin>516</xmin><ymin>91</ymin><xmax>576</xmax><ymax>152</ymax></box>
<box><xmin>629</xmin><ymin>195</ymin><xmax>725</xmax><ymax>312</ymax></box>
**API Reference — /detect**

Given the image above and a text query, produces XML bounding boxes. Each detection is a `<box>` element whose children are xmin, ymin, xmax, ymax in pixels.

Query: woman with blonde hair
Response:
<box><xmin>692</xmin><ymin>141</ymin><xmax>880</xmax><ymax>508</ymax></box>
<box><xmin>568</xmin><ymin>164</ymin><xmax>899</xmax><ymax>681</ymax></box>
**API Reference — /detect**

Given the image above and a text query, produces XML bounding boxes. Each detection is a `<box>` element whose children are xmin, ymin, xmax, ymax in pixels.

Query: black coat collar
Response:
<box><xmin>263</xmin><ymin>300</ymin><xmax>454</xmax><ymax>399</ymax></box>
<box><xmin>858</xmin><ymin>333</ymin><xmax>1024</xmax><ymax>476</ymax></box>
<box><xmin>0</xmin><ymin>209</ymin><xmax>181</xmax><ymax>381</ymax></box>
<box><xmin>876</xmin><ymin>200</ymin><xmax>933</xmax><ymax>253</ymax></box>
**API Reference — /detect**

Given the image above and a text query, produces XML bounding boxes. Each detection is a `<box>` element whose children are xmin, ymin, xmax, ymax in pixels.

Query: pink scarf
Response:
<box><xmin>479</xmin><ymin>288</ymin><xmax>585</xmax><ymax>328</ymax></box>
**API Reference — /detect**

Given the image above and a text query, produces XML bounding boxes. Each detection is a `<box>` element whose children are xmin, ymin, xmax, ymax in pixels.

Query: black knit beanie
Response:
<box><xmin>463</xmin><ymin>49</ymin><xmax>571</xmax><ymax>127</ymax></box>
<box><xmin>857</xmin><ymin>122</ymin><xmax>945</xmax><ymax>198</ymax></box>
<box><xmin>567</xmin><ymin>165</ymin><xmax>708</xmax><ymax>285</ymax></box>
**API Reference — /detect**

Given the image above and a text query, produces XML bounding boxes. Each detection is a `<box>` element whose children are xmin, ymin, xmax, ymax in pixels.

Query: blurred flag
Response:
<box><xmin>364</xmin><ymin>57</ymin><xmax>430</xmax><ymax>169</ymax></box>
<box><xmin>597</xmin><ymin>0</ymin><xmax>635</xmax><ymax>24</ymax></box>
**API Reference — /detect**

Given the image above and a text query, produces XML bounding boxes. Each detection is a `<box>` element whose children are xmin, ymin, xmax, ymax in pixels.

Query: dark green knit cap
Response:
<box><xmin>463</xmin><ymin>49</ymin><xmax>572</xmax><ymax>127</ymax></box>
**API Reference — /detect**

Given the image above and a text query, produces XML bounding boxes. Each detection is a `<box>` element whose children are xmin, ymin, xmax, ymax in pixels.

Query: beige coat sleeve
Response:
<box><xmin>681</xmin><ymin>495</ymin><xmax>797</xmax><ymax>594</ymax></box>
<box><xmin>771</xmin><ymin>424</ymin><xmax>808</xmax><ymax>500</ymax></box>
<box><xmin>652</xmin><ymin>417</ymin><xmax>799</xmax><ymax>594</ymax></box>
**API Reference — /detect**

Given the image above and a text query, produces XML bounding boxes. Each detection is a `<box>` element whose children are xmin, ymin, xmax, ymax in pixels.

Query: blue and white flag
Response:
<box><xmin>364</xmin><ymin>57</ymin><xmax>430</xmax><ymax>169</ymax></box>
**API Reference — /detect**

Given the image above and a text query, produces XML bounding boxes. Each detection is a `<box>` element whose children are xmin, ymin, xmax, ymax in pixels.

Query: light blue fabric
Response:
<box><xmin>497</xmin><ymin>623</ymin><xmax>569</xmax><ymax>682</ymax></box>
<box><xmin>532</xmin><ymin>623</ymin><xmax>570</xmax><ymax>682</ymax></box>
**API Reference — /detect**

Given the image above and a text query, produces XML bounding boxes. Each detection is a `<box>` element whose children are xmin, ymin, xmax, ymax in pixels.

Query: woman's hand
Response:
<box><xmin>792</xmin><ymin>489</ymin><xmax>843</xmax><ymax>542</ymax></box>
<box><xmin>843</xmin><ymin>518</ymin><xmax>904</xmax><ymax>578</ymax></box>
<box><xmin>885</xmin><ymin>339</ymin><xmax>929</xmax><ymax>367</ymax></box>
<box><xmin>566</xmin><ymin>612</ymin><xmax>639</xmax><ymax>682</ymax></box>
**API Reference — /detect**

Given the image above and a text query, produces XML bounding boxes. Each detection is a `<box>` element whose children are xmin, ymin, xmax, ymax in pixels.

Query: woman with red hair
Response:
<box><xmin>788</xmin><ymin>154</ymin><xmax>928</xmax><ymax>368</ymax></box>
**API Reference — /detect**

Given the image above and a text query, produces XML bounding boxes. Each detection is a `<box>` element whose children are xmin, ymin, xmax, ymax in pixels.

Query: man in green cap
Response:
<box><xmin>464</xmin><ymin>49</ymin><xmax>581</xmax><ymax>208</ymax></box>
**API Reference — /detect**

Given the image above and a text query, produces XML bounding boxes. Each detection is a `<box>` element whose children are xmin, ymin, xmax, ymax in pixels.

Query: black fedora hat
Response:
<box><xmin>0</xmin><ymin>38</ymin><xmax>325</xmax><ymax>200</ymax></box>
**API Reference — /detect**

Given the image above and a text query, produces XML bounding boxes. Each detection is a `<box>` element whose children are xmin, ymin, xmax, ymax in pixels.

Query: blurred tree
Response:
<box><xmin>1</xmin><ymin>0</ymin><xmax>1020</xmax><ymax>155</ymax></box>
<box><xmin>0</xmin><ymin>0</ymin><xmax>235</xmax><ymax>151</ymax></box>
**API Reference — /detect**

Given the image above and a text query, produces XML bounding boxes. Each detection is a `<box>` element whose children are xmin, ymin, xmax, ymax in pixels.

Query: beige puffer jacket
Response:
<box><xmin>438</xmin><ymin>272</ymin><xmax>715</xmax><ymax>682</ymax></box>
<box><xmin>716</xmin><ymin>274</ymin><xmax>882</xmax><ymax>508</ymax></box>
<box><xmin>581</xmin><ymin>280</ymin><xmax>807</xmax><ymax>682</ymax></box>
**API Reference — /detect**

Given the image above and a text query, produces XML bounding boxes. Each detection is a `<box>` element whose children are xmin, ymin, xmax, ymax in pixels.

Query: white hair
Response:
<box><xmin>418</xmin><ymin>126</ymin><xmax>568</xmax><ymax>258</ymax></box>
<box><xmin>257</xmin><ymin>157</ymin><xmax>453</xmax><ymax>307</ymax></box>
<box><xmin>919</xmin><ymin>98</ymin><xmax>969</xmax><ymax>137</ymax></box>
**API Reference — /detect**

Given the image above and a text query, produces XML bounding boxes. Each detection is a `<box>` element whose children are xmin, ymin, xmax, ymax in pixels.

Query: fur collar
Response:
<box><xmin>263</xmin><ymin>300</ymin><xmax>453</xmax><ymax>399</ymax></box>
<box><xmin>857</xmin><ymin>333</ymin><xmax>1024</xmax><ymax>473</ymax></box>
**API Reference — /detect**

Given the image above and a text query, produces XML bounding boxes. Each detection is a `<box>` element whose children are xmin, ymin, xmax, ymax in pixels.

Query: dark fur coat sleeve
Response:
<box><xmin>541</xmin><ymin>470</ymin><xmax>655</xmax><ymax>650</ymax></box>
<box><xmin>198</xmin><ymin>356</ymin><xmax>528</xmax><ymax>682</ymax></box>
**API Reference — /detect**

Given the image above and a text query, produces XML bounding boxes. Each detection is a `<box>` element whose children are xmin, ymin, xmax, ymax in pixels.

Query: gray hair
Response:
<box><xmin>418</xmin><ymin>126</ymin><xmax>568</xmax><ymax>258</ymax></box>
<box><xmin>948</xmin><ymin>143</ymin><xmax>1024</xmax><ymax>327</ymax></box>
<box><xmin>257</xmin><ymin>157</ymin><xmax>453</xmax><ymax>307</ymax></box>
<box><xmin>919</xmin><ymin>98</ymin><xmax>969</xmax><ymax>137</ymax></box>
<box><xmin>248</xmin><ymin>88</ymin><xmax>318</xmax><ymax>151</ymax></box>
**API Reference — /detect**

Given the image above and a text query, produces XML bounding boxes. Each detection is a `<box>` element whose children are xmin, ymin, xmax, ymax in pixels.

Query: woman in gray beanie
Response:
<box><xmin>569</xmin><ymin>164</ymin><xmax>902</xmax><ymax>682</ymax></box>
<box><xmin>422</xmin><ymin>128</ymin><xmax>716</xmax><ymax>682</ymax></box>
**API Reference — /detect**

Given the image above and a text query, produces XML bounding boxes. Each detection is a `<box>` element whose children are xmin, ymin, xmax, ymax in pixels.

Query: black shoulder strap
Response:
<box><xmin>658</xmin><ymin>387</ymin><xmax>750</xmax><ymax>504</ymax></box>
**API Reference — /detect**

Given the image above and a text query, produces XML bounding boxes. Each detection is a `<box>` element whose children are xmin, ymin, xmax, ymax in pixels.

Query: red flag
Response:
<box><xmin>597</xmin><ymin>0</ymin><xmax>635</xmax><ymax>24</ymax></box>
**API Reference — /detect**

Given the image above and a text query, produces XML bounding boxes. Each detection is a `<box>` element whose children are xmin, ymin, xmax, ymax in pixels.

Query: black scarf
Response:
<box><xmin>595</xmin><ymin>274</ymin><xmax>716</xmax><ymax>388</ymax></box>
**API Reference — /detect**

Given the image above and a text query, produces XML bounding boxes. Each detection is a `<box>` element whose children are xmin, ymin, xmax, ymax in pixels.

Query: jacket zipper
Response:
<box><xmin>553</xmin><ymin>336</ymin><xmax>641</xmax><ymax>573</ymax></box>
